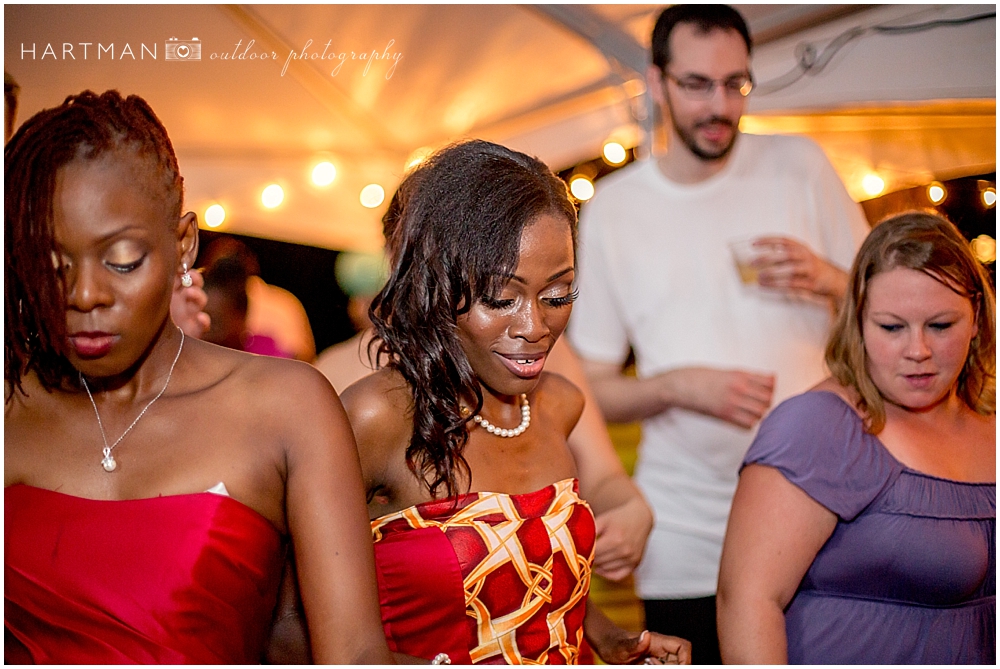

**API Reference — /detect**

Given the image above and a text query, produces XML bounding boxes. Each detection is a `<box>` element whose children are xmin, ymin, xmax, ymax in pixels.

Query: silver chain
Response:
<box><xmin>80</xmin><ymin>328</ymin><xmax>185</xmax><ymax>471</ymax></box>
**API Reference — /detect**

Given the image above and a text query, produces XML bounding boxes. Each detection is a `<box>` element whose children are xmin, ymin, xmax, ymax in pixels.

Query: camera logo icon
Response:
<box><xmin>165</xmin><ymin>37</ymin><xmax>201</xmax><ymax>61</ymax></box>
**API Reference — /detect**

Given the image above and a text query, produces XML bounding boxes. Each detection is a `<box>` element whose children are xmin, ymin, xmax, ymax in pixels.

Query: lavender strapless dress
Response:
<box><xmin>743</xmin><ymin>391</ymin><xmax>995</xmax><ymax>664</ymax></box>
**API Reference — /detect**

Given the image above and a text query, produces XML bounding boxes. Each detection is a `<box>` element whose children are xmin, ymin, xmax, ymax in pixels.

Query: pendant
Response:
<box><xmin>102</xmin><ymin>452</ymin><xmax>117</xmax><ymax>472</ymax></box>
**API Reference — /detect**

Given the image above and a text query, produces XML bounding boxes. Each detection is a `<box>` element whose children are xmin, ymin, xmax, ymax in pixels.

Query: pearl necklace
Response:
<box><xmin>473</xmin><ymin>394</ymin><xmax>530</xmax><ymax>438</ymax></box>
<box><xmin>80</xmin><ymin>329</ymin><xmax>185</xmax><ymax>472</ymax></box>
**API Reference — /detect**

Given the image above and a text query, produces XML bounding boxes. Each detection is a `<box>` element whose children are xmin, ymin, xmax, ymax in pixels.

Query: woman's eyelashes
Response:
<box><xmin>480</xmin><ymin>296</ymin><xmax>516</xmax><ymax>310</ymax></box>
<box><xmin>545</xmin><ymin>288</ymin><xmax>579</xmax><ymax>308</ymax></box>
<box><xmin>105</xmin><ymin>254</ymin><xmax>146</xmax><ymax>274</ymax></box>
<box><xmin>876</xmin><ymin>321</ymin><xmax>957</xmax><ymax>333</ymax></box>
<box><xmin>480</xmin><ymin>287</ymin><xmax>579</xmax><ymax>310</ymax></box>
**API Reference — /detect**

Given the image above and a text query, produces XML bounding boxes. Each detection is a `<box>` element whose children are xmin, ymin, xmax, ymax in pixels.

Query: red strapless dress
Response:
<box><xmin>372</xmin><ymin>478</ymin><xmax>596</xmax><ymax>664</ymax></box>
<box><xmin>4</xmin><ymin>484</ymin><xmax>284</xmax><ymax>664</ymax></box>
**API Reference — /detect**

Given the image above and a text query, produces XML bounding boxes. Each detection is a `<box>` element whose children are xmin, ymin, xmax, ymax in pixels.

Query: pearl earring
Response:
<box><xmin>180</xmin><ymin>263</ymin><xmax>193</xmax><ymax>288</ymax></box>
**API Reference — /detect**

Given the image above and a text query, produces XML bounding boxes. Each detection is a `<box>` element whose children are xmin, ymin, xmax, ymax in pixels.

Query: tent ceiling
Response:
<box><xmin>6</xmin><ymin>4</ymin><xmax>995</xmax><ymax>251</ymax></box>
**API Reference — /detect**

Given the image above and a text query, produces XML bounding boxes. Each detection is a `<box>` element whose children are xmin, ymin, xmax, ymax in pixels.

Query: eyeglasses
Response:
<box><xmin>663</xmin><ymin>72</ymin><xmax>754</xmax><ymax>99</ymax></box>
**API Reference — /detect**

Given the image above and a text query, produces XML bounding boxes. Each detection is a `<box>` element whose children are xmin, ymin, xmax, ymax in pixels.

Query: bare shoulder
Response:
<box><xmin>340</xmin><ymin>367</ymin><xmax>413</xmax><ymax>445</ymax></box>
<box><xmin>535</xmin><ymin>371</ymin><xmax>585</xmax><ymax>436</ymax></box>
<box><xmin>187</xmin><ymin>338</ymin><xmax>342</xmax><ymax>424</ymax></box>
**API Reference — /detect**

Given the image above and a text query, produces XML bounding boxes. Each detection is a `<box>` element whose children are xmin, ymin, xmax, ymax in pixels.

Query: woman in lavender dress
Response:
<box><xmin>717</xmin><ymin>212</ymin><xmax>995</xmax><ymax>664</ymax></box>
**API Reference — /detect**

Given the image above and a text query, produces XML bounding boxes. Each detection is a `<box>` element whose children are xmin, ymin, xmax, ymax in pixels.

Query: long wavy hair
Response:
<box><xmin>370</xmin><ymin>140</ymin><xmax>577</xmax><ymax>499</ymax></box>
<box><xmin>4</xmin><ymin>90</ymin><xmax>183</xmax><ymax>398</ymax></box>
<box><xmin>826</xmin><ymin>211</ymin><xmax>996</xmax><ymax>432</ymax></box>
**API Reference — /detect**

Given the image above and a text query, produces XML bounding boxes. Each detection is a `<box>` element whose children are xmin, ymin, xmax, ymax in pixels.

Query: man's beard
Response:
<box><xmin>666</xmin><ymin>94</ymin><xmax>738</xmax><ymax>161</ymax></box>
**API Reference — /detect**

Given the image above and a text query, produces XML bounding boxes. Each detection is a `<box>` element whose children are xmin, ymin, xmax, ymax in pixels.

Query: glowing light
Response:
<box><xmin>405</xmin><ymin>147</ymin><xmax>434</xmax><ymax>170</ymax></box>
<box><xmin>569</xmin><ymin>175</ymin><xmax>595</xmax><ymax>201</ymax></box>
<box><xmin>927</xmin><ymin>182</ymin><xmax>946</xmax><ymax>204</ymax></box>
<box><xmin>261</xmin><ymin>184</ymin><xmax>284</xmax><ymax>208</ymax></box>
<box><xmin>360</xmin><ymin>184</ymin><xmax>385</xmax><ymax>208</ymax></box>
<box><xmin>311</xmin><ymin>161</ymin><xmax>337</xmax><ymax>187</ymax></box>
<box><xmin>983</xmin><ymin>187</ymin><xmax>996</xmax><ymax>208</ymax></box>
<box><xmin>204</xmin><ymin>204</ymin><xmax>226</xmax><ymax>228</ymax></box>
<box><xmin>861</xmin><ymin>173</ymin><xmax>885</xmax><ymax>197</ymax></box>
<box><xmin>603</xmin><ymin>141</ymin><xmax>628</xmax><ymax>165</ymax></box>
<box><xmin>971</xmin><ymin>234</ymin><xmax>996</xmax><ymax>264</ymax></box>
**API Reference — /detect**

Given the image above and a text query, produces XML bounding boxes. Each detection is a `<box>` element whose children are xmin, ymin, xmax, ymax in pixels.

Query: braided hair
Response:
<box><xmin>370</xmin><ymin>139</ymin><xmax>577</xmax><ymax>499</ymax></box>
<box><xmin>4</xmin><ymin>90</ymin><xmax>183</xmax><ymax>397</ymax></box>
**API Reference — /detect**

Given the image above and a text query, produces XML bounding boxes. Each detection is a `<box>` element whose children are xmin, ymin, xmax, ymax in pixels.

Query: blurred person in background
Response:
<box><xmin>200</xmin><ymin>236</ymin><xmax>316</xmax><ymax>362</ymax></box>
<box><xmin>202</xmin><ymin>253</ymin><xmax>292</xmax><ymax>358</ymax></box>
<box><xmin>315</xmin><ymin>250</ymin><xmax>387</xmax><ymax>393</ymax></box>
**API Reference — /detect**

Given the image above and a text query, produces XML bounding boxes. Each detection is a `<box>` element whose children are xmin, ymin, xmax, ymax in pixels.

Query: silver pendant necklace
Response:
<box><xmin>473</xmin><ymin>393</ymin><xmax>531</xmax><ymax>438</ymax></box>
<box><xmin>80</xmin><ymin>328</ymin><xmax>185</xmax><ymax>472</ymax></box>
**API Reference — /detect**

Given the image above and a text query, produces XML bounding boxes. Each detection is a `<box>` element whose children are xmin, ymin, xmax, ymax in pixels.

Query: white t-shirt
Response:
<box><xmin>568</xmin><ymin>133</ymin><xmax>869</xmax><ymax>598</ymax></box>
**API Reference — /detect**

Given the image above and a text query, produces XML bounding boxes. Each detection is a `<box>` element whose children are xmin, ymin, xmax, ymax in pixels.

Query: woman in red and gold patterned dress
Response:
<box><xmin>341</xmin><ymin>140</ymin><xmax>691</xmax><ymax>664</ymax></box>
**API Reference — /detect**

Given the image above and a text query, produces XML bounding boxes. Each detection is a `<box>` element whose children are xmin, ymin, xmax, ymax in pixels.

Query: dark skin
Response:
<box><xmin>3</xmin><ymin>150</ymin><xmax>392</xmax><ymax>664</ymax></box>
<box><xmin>343</xmin><ymin>212</ymin><xmax>691</xmax><ymax>664</ymax></box>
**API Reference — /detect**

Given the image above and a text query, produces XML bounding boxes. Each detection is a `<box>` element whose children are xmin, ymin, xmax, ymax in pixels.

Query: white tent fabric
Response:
<box><xmin>6</xmin><ymin>4</ymin><xmax>995</xmax><ymax>251</ymax></box>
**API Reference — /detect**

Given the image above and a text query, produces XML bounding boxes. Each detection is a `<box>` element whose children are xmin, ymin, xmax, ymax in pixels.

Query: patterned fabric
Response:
<box><xmin>372</xmin><ymin>478</ymin><xmax>595</xmax><ymax>664</ymax></box>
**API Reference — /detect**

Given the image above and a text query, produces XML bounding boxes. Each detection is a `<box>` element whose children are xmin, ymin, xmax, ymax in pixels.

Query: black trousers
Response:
<box><xmin>643</xmin><ymin>596</ymin><xmax>722</xmax><ymax>665</ymax></box>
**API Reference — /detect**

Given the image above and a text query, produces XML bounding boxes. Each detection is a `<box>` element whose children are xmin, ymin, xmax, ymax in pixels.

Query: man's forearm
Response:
<box><xmin>587</xmin><ymin>370</ymin><xmax>675</xmax><ymax>424</ymax></box>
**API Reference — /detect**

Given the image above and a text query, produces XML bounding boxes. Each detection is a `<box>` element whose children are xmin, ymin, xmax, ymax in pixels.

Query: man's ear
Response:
<box><xmin>176</xmin><ymin>211</ymin><xmax>199</xmax><ymax>270</ymax></box>
<box><xmin>646</xmin><ymin>64</ymin><xmax>666</xmax><ymax>107</ymax></box>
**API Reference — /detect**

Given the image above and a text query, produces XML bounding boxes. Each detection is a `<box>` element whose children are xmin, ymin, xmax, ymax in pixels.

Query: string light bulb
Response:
<box><xmin>602</xmin><ymin>141</ymin><xmax>627</xmax><ymax>165</ymax></box>
<box><xmin>927</xmin><ymin>182</ymin><xmax>946</xmax><ymax>204</ymax></box>
<box><xmin>983</xmin><ymin>187</ymin><xmax>996</xmax><ymax>208</ymax></box>
<box><xmin>261</xmin><ymin>184</ymin><xmax>284</xmax><ymax>208</ymax></box>
<box><xmin>971</xmin><ymin>235</ymin><xmax>996</xmax><ymax>264</ymax></box>
<box><xmin>360</xmin><ymin>184</ymin><xmax>385</xmax><ymax>208</ymax></box>
<box><xmin>861</xmin><ymin>173</ymin><xmax>885</xmax><ymax>197</ymax></box>
<box><xmin>204</xmin><ymin>204</ymin><xmax>226</xmax><ymax>228</ymax></box>
<box><xmin>569</xmin><ymin>175</ymin><xmax>595</xmax><ymax>201</ymax></box>
<box><xmin>311</xmin><ymin>161</ymin><xmax>337</xmax><ymax>187</ymax></box>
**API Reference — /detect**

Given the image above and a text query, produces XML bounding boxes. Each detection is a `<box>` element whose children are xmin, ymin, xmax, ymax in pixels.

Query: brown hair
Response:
<box><xmin>826</xmin><ymin>211</ymin><xmax>996</xmax><ymax>432</ymax></box>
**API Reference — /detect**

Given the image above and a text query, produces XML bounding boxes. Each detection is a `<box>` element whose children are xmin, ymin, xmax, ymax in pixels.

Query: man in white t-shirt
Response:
<box><xmin>567</xmin><ymin>5</ymin><xmax>869</xmax><ymax>663</ymax></box>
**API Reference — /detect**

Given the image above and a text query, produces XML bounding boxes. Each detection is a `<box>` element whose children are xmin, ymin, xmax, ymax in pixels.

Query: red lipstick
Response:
<box><xmin>68</xmin><ymin>332</ymin><xmax>118</xmax><ymax>357</ymax></box>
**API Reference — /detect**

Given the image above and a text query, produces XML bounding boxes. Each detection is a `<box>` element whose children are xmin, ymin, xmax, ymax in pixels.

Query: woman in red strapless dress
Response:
<box><xmin>4</xmin><ymin>90</ymin><xmax>393</xmax><ymax>664</ymax></box>
<box><xmin>339</xmin><ymin>140</ymin><xmax>692</xmax><ymax>664</ymax></box>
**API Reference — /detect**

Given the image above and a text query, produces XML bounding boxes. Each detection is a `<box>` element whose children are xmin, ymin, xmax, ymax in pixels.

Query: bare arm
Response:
<box><xmin>282</xmin><ymin>368</ymin><xmax>394</xmax><ymax>664</ymax></box>
<box><xmin>580</xmin><ymin>359</ymin><xmax>776</xmax><ymax>429</ymax></box>
<box><xmin>716</xmin><ymin>464</ymin><xmax>837</xmax><ymax>664</ymax></box>
<box><xmin>548</xmin><ymin>339</ymin><xmax>652</xmax><ymax>581</ymax></box>
<box><xmin>584</xmin><ymin>603</ymin><xmax>691</xmax><ymax>664</ymax></box>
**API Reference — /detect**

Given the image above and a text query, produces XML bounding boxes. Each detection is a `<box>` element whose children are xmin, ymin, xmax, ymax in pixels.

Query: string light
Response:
<box><xmin>569</xmin><ymin>175</ymin><xmax>595</xmax><ymax>201</ymax></box>
<box><xmin>861</xmin><ymin>173</ymin><xmax>885</xmax><ymax>197</ymax></box>
<box><xmin>971</xmin><ymin>235</ymin><xmax>996</xmax><ymax>264</ymax></box>
<box><xmin>312</xmin><ymin>161</ymin><xmax>337</xmax><ymax>187</ymax></box>
<box><xmin>261</xmin><ymin>184</ymin><xmax>284</xmax><ymax>208</ymax></box>
<box><xmin>983</xmin><ymin>187</ymin><xmax>996</xmax><ymax>208</ymax></box>
<box><xmin>360</xmin><ymin>184</ymin><xmax>385</xmax><ymax>208</ymax></box>
<box><xmin>927</xmin><ymin>182</ymin><xmax>946</xmax><ymax>204</ymax></box>
<box><xmin>602</xmin><ymin>141</ymin><xmax>627</xmax><ymax>165</ymax></box>
<box><xmin>204</xmin><ymin>204</ymin><xmax>226</xmax><ymax>228</ymax></box>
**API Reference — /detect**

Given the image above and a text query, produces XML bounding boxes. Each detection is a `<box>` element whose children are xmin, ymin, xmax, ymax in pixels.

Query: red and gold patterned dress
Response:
<box><xmin>372</xmin><ymin>478</ymin><xmax>595</xmax><ymax>664</ymax></box>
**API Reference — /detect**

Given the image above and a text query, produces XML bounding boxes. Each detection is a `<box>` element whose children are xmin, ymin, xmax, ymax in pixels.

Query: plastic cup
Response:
<box><xmin>728</xmin><ymin>237</ymin><xmax>783</xmax><ymax>285</ymax></box>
